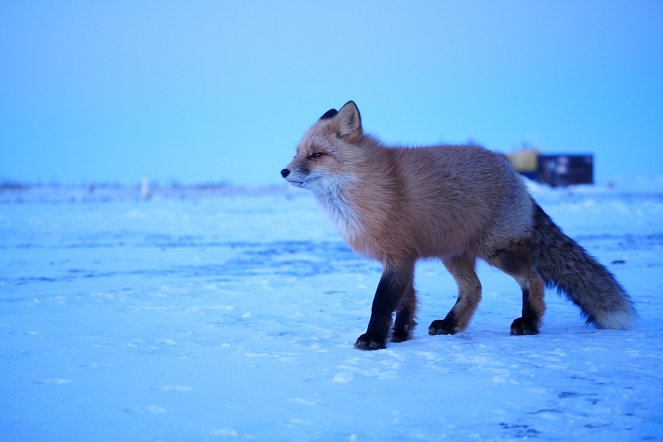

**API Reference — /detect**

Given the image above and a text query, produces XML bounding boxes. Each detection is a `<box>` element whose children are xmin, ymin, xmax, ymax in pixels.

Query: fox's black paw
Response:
<box><xmin>510</xmin><ymin>317</ymin><xmax>539</xmax><ymax>335</ymax></box>
<box><xmin>428</xmin><ymin>318</ymin><xmax>457</xmax><ymax>335</ymax></box>
<box><xmin>390</xmin><ymin>329</ymin><xmax>411</xmax><ymax>343</ymax></box>
<box><xmin>391</xmin><ymin>317</ymin><xmax>416</xmax><ymax>343</ymax></box>
<box><xmin>354</xmin><ymin>332</ymin><xmax>387</xmax><ymax>350</ymax></box>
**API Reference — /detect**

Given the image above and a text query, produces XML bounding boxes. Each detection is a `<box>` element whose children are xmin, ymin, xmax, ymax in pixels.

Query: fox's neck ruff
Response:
<box><xmin>313</xmin><ymin>179</ymin><xmax>363</xmax><ymax>243</ymax></box>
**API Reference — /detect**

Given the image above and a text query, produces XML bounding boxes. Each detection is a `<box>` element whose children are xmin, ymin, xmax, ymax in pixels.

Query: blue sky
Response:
<box><xmin>1</xmin><ymin>1</ymin><xmax>662</xmax><ymax>186</ymax></box>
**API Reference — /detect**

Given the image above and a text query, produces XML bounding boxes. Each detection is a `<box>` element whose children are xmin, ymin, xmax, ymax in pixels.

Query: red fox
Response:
<box><xmin>281</xmin><ymin>101</ymin><xmax>635</xmax><ymax>350</ymax></box>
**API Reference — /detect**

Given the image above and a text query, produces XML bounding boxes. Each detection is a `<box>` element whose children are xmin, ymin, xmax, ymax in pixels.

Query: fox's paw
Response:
<box><xmin>354</xmin><ymin>332</ymin><xmax>387</xmax><ymax>351</ymax></box>
<box><xmin>510</xmin><ymin>317</ymin><xmax>539</xmax><ymax>335</ymax></box>
<box><xmin>391</xmin><ymin>317</ymin><xmax>416</xmax><ymax>343</ymax></box>
<box><xmin>390</xmin><ymin>328</ymin><xmax>411</xmax><ymax>343</ymax></box>
<box><xmin>428</xmin><ymin>319</ymin><xmax>457</xmax><ymax>335</ymax></box>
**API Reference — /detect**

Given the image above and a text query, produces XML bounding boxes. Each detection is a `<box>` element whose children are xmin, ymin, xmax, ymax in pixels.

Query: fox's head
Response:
<box><xmin>281</xmin><ymin>101</ymin><xmax>365</xmax><ymax>191</ymax></box>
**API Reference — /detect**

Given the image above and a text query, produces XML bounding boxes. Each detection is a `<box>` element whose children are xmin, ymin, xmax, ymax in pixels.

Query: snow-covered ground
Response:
<box><xmin>1</xmin><ymin>181</ymin><xmax>662</xmax><ymax>441</ymax></box>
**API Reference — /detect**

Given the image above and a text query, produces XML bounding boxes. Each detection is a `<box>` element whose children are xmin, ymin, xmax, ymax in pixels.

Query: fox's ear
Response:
<box><xmin>335</xmin><ymin>101</ymin><xmax>362</xmax><ymax>141</ymax></box>
<box><xmin>319</xmin><ymin>108</ymin><xmax>338</xmax><ymax>120</ymax></box>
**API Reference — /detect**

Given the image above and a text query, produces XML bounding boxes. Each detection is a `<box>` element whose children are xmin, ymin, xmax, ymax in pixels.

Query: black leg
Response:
<box><xmin>355</xmin><ymin>260</ymin><xmax>413</xmax><ymax>350</ymax></box>
<box><xmin>392</xmin><ymin>283</ymin><xmax>417</xmax><ymax>342</ymax></box>
<box><xmin>511</xmin><ymin>288</ymin><xmax>541</xmax><ymax>335</ymax></box>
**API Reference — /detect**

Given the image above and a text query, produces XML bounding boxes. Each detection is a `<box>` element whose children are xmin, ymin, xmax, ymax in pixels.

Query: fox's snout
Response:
<box><xmin>280</xmin><ymin>164</ymin><xmax>311</xmax><ymax>189</ymax></box>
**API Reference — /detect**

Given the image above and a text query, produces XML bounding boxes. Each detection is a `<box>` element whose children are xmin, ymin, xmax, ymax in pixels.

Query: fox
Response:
<box><xmin>281</xmin><ymin>101</ymin><xmax>635</xmax><ymax>350</ymax></box>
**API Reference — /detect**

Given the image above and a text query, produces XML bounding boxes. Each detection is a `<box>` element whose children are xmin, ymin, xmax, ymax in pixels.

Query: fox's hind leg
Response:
<box><xmin>510</xmin><ymin>275</ymin><xmax>545</xmax><ymax>335</ymax></box>
<box><xmin>392</xmin><ymin>282</ymin><xmax>417</xmax><ymax>342</ymax></box>
<box><xmin>484</xmin><ymin>241</ymin><xmax>546</xmax><ymax>335</ymax></box>
<box><xmin>429</xmin><ymin>254</ymin><xmax>481</xmax><ymax>335</ymax></box>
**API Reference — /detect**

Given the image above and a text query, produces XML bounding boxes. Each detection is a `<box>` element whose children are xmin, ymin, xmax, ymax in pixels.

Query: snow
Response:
<box><xmin>1</xmin><ymin>182</ymin><xmax>662</xmax><ymax>441</ymax></box>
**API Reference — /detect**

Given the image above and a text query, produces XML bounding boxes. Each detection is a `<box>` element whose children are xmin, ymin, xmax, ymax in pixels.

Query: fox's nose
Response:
<box><xmin>280</xmin><ymin>168</ymin><xmax>290</xmax><ymax>178</ymax></box>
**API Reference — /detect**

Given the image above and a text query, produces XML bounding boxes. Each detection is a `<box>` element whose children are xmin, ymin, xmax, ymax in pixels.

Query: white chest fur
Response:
<box><xmin>313</xmin><ymin>184</ymin><xmax>363</xmax><ymax>245</ymax></box>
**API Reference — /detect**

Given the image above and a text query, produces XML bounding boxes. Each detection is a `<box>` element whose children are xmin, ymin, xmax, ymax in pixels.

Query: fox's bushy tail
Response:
<box><xmin>530</xmin><ymin>203</ymin><xmax>635</xmax><ymax>329</ymax></box>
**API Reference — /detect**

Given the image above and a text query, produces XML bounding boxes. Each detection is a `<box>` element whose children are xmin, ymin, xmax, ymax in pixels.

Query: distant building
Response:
<box><xmin>505</xmin><ymin>149</ymin><xmax>594</xmax><ymax>187</ymax></box>
<box><xmin>537</xmin><ymin>154</ymin><xmax>594</xmax><ymax>187</ymax></box>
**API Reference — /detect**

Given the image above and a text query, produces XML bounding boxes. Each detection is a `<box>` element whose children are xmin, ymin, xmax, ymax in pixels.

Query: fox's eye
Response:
<box><xmin>308</xmin><ymin>152</ymin><xmax>325</xmax><ymax>159</ymax></box>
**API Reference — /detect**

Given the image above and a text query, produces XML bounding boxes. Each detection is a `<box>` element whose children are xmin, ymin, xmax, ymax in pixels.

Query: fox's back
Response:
<box><xmin>383</xmin><ymin>144</ymin><xmax>533</xmax><ymax>257</ymax></box>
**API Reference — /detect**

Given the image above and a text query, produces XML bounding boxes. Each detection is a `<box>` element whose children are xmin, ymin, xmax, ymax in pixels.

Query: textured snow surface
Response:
<box><xmin>1</xmin><ymin>184</ymin><xmax>662</xmax><ymax>441</ymax></box>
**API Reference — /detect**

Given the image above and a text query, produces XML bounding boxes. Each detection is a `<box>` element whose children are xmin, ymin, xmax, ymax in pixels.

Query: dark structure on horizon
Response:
<box><xmin>506</xmin><ymin>149</ymin><xmax>594</xmax><ymax>187</ymax></box>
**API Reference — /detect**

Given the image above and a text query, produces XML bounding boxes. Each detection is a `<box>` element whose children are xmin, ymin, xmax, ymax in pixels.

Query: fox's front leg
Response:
<box><xmin>355</xmin><ymin>259</ymin><xmax>414</xmax><ymax>350</ymax></box>
<box><xmin>391</xmin><ymin>282</ymin><xmax>417</xmax><ymax>342</ymax></box>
